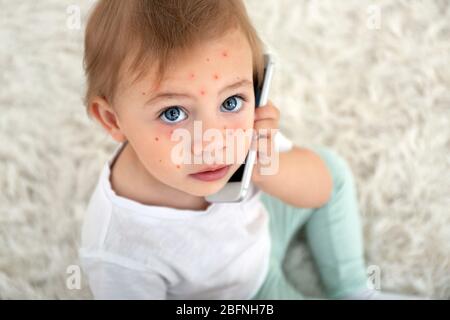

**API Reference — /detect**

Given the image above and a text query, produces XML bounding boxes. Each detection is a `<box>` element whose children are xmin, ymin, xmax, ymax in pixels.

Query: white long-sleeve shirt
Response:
<box><xmin>79</xmin><ymin>131</ymin><xmax>294</xmax><ymax>299</ymax></box>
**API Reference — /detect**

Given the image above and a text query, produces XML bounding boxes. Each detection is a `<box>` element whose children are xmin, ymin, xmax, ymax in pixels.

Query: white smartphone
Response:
<box><xmin>205</xmin><ymin>53</ymin><xmax>275</xmax><ymax>203</ymax></box>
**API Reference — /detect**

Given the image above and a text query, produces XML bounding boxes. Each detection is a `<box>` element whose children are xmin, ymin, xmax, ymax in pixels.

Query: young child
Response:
<box><xmin>79</xmin><ymin>0</ymin><xmax>419</xmax><ymax>300</ymax></box>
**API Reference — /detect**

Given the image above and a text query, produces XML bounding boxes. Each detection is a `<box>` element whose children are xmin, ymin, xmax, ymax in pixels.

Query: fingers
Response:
<box><xmin>254</xmin><ymin>100</ymin><xmax>280</xmax><ymax>121</ymax></box>
<box><xmin>253</xmin><ymin>119</ymin><xmax>279</xmax><ymax>137</ymax></box>
<box><xmin>253</xmin><ymin>100</ymin><xmax>279</xmax><ymax>141</ymax></box>
<box><xmin>255</xmin><ymin>135</ymin><xmax>276</xmax><ymax>168</ymax></box>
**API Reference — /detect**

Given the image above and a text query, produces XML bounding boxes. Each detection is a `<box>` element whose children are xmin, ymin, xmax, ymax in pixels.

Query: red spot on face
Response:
<box><xmin>142</xmin><ymin>92</ymin><xmax>146</xmax><ymax>95</ymax></box>
<box><xmin>155</xmin><ymin>137</ymin><xmax>159</xmax><ymax>141</ymax></box>
<box><xmin>159</xmin><ymin>159</ymin><xmax>162</xmax><ymax>163</ymax></box>
<box><xmin>213</xmin><ymin>74</ymin><xmax>220</xmax><ymax>80</ymax></box>
<box><xmin>222</xmin><ymin>51</ymin><xmax>229</xmax><ymax>58</ymax></box>
<box><xmin>176</xmin><ymin>165</ymin><xmax>180</xmax><ymax>169</ymax></box>
<box><xmin>206</xmin><ymin>58</ymin><xmax>210</xmax><ymax>62</ymax></box>
<box><xmin>189</xmin><ymin>73</ymin><xmax>195</xmax><ymax>79</ymax></box>
<box><xmin>200</xmin><ymin>90</ymin><xmax>206</xmax><ymax>96</ymax></box>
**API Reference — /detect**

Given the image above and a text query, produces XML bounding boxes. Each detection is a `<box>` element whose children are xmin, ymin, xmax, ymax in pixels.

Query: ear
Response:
<box><xmin>88</xmin><ymin>96</ymin><xmax>127</xmax><ymax>143</ymax></box>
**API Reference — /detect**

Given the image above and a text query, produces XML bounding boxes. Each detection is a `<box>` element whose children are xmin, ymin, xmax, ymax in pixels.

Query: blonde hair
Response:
<box><xmin>83</xmin><ymin>0</ymin><xmax>266</xmax><ymax>114</ymax></box>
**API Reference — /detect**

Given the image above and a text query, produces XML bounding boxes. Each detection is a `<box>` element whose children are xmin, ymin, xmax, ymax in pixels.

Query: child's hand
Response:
<box><xmin>251</xmin><ymin>100</ymin><xmax>280</xmax><ymax>185</ymax></box>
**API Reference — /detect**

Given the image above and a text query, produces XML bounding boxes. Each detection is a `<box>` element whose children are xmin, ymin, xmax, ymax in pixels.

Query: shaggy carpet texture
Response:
<box><xmin>0</xmin><ymin>0</ymin><xmax>449</xmax><ymax>299</ymax></box>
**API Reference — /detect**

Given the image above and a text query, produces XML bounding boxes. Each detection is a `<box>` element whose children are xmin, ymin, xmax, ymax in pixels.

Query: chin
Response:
<box><xmin>183</xmin><ymin>179</ymin><xmax>227</xmax><ymax>197</ymax></box>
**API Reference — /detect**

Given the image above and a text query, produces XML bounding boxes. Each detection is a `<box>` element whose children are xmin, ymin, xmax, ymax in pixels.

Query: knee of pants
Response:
<box><xmin>312</xmin><ymin>147</ymin><xmax>356</xmax><ymax>198</ymax></box>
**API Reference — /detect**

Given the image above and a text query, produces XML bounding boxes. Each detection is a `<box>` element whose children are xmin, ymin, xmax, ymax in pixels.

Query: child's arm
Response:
<box><xmin>252</xmin><ymin>145</ymin><xmax>333</xmax><ymax>208</ymax></box>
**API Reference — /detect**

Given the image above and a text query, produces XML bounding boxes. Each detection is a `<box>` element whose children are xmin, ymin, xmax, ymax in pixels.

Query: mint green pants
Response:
<box><xmin>250</xmin><ymin>146</ymin><xmax>368</xmax><ymax>300</ymax></box>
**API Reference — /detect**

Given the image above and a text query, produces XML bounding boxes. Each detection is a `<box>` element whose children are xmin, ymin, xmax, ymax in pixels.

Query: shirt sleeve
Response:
<box><xmin>82</xmin><ymin>257</ymin><xmax>168</xmax><ymax>300</ymax></box>
<box><xmin>274</xmin><ymin>130</ymin><xmax>294</xmax><ymax>153</ymax></box>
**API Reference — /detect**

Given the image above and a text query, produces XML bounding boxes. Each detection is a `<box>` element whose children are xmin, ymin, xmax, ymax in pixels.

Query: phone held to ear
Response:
<box><xmin>205</xmin><ymin>53</ymin><xmax>275</xmax><ymax>203</ymax></box>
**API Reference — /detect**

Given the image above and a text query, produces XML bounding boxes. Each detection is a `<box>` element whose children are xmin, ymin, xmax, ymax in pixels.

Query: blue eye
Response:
<box><xmin>221</xmin><ymin>95</ymin><xmax>245</xmax><ymax>112</ymax></box>
<box><xmin>159</xmin><ymin>107</ymin><xmax>187</xmax><ymax>124</ymax></box>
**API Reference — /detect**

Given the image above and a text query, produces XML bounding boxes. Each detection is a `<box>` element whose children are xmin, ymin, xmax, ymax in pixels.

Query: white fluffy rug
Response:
<box><xmin>0</xmin><ymin>0</ymin><xmax>449</xmax><ymax>299</ymax></box>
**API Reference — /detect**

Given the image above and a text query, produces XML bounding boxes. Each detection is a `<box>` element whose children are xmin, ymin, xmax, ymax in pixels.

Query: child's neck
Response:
<box><xmin>110</xmin><ymin>142</ymin><xmax>211</xmax><ymax>211</ymax></box>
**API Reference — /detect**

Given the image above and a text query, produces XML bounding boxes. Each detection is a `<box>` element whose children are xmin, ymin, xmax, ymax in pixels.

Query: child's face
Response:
<box><xmin>113</xmin><ymin>29</ymin><xmax>256</xmax><ymax>197</ymax></box>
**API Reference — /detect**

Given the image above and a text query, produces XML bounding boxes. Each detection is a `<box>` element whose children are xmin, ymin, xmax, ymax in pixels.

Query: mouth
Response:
<box><xmin>192</xmin><ymin>164</ymin><xmax>229</xmax><ymax>174</ymax></box>
<box><xmin>189</xmin><ymin>164</ymin><xmax>232</xmax><ymax>182</ymax></box>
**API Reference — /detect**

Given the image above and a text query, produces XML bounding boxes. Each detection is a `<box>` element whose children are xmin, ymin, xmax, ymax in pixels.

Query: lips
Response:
<box><xmin>192</xmin><ymin>164</ymin><xmax>229</xmax><ymax>174</ymax></box>
<box><xmin>189</xmin><ymin>164</ymin><xmax>232</xmax><ymax>182</ymax></box>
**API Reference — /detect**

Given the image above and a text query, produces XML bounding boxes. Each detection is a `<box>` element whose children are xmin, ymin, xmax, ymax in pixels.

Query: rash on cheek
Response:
<box><xmin>227</xmin><ymin>122</ymin><xmax>251</xmax><ymax>138</ymax></box>
<box><xmin>157</xmin><ymin>129</ymin><xmax>183</xmax><ymax>169</ymax></box>
<box><xmin>154</xmin><ymin>124</ymin><xmax>175</xmax><ymax>140</ymax></box>
<box><xmin>224</xmin><ymin>125</ymin><xmax>234</xmax><ymax>136</ymax></box>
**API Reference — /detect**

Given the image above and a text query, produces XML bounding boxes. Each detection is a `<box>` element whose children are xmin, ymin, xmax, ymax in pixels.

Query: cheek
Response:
<box><xmin>225</xmin><ymin>112</ymin><xmax>254</xmax><ymax>131</ymax></box>
<box><xmin>145</xmin><ymin>143</ymin><xmax>182</xmax><ymax>174</ymax></box>
<box><xmin>224</xmin><ymin>120</ymin><xmax>253</xmax><ymax>147</ymax></box>
<box><xmin>148</xmin><ymin>127</ymin><xmax>186</xmax><ymax>170</ymax></box>
<box><xmin>224</xmin><ymin>122</ymin><xmax>247</xmax><ymax>132</ymax></box>
<box><xmin>152</xmin><ymin>123</ymin><xmax>175</xmax><ymax>139</ymax></box>
<box><xmin>121</xmin><ymin>116</ymin><xmax>184</xmax><ymax>173</ymax></box>
<box><xmin>151</xmin><ymin>124</ymin><xmax>181</xmax><ymax>144</ymax></box>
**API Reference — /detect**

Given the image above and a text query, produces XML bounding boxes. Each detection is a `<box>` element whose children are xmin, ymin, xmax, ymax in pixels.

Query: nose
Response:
<box><xmin>191</xmin><ymin>113</ymin><xmax>226</xmax><ymax>159</ymax></box>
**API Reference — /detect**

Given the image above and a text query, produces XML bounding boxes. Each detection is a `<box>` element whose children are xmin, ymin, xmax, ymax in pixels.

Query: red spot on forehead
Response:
<box><xmin>222</xmin><ymin>51</ymin><xmax>229</xmax><ymax>58</ymax></box>
<box><xmin>189</xmin><ymin>73</ymin><xmax>196</xmax><ymax>79</ymax></box>
<box><xmin>200</xmin><ymin>90</ymin><xmax>206</xmax><ymax>95</ymax></box>
<box><xmin>176</xmin><ymin>165</ymin><xmax>180</xmax><ymax>169</ymax></box>
<box><xmin>142</xmin><ymin>92</ymin><xmax>146</xmax><ymax>95</ymax></box>
<box><xmin>213</xmin><ymin>74</ymin><xmax>220</xmax><ymax>80</ymax></box>
<box><xmin>206</xmin><ymin>58</ymin><xmax>210</xmax><ymax>62</ymax></box>
<box><xmin>155</xmin><ymin>137</ymin><xmax>159</xmax><ymax>141</ymax></box>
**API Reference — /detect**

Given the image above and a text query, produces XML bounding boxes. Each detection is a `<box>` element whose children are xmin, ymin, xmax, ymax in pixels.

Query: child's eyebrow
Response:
<box><xmin>144</xmin><ymin>79</ymin><xmax>253</xmax><ymax>107</ymax></box>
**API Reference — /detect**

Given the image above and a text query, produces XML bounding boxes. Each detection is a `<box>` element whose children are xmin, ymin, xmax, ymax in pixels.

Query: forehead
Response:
<box><xmin>146</xmin><ymin>29</ymin><xmax>253</xmax><ymax>87</ymax></box>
